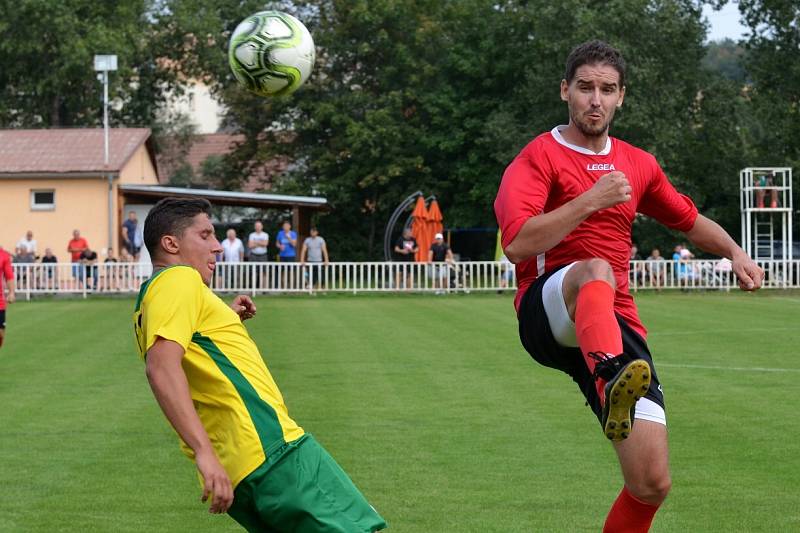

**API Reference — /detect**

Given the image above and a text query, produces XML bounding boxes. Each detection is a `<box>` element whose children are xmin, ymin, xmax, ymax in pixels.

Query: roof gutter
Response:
<box><xmin>0</xmin><ymin>171</ymin><xmax>121</xmax><ymax>179</ymax></box>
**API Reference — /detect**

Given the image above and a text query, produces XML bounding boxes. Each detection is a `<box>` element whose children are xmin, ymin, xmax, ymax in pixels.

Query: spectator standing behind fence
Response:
<box><xmin>630</xmin><ymin>244</ymin><xmax>645</xmax><ymax>286</ymax></box>
<box><xmin>300</xmin><ymin>227</ymin><xmax>329</xmax><ymax>289</ymax></box>
<box><xmin>276</xmin><ymin>221</ymin><xmax>297</xmax><ymax>262</ymax></box>
<box><xmin>104</xmin><ymin>248</ymin><xmax>119</xmax><ymax>291</ymax></box>
<box><xmin>248</xmin><ymin>221</ymin><xmax>270</xmax><ymax>290</ymax></box>
<box><xmin>248</xmin><ymin>221</ymin><xmax>269</xmax><ymax>262</ymax></box>
<box><xmin>80</xmin><ymin>246</ymin><xmax>99</xmax><ymax>291</ymax></box>
<box><xmin>498</xmin><ymin>253</ymin><xmax>514</xmax><ymax>292</ymax></box>
<box><xmin>13</xmin><ymin>241</ymin><xmax>35</xmax><ymax>291</ymax></box>
<box><xmin>222</xmin><ymin>229</ymin><xmax>245</xmax><ymax>262</ymax></box>
<box><xmin>41</xmin><ymin>248</ymin><xmax>58</xmax><ymax>290</ymax></box>
<box><xmin>222</xmin><ymin>229</ymin><xmax>245</xmax><ymax>289</ymax></box>
<box><xmin>122</xmin><ymin>211</ymin><xmax>142</xmax><ymax>261</ymax></box>
<box><xmin>647</xmin><ymin>248</ymin><xmax>665</xmax><ymax>290</ymax></box>
<box><xmin>394</xmin><ymin>227</ymin><xmax>418</xmax><ymax>289</ymax></box>
<box><xmin>276</xmin><ymin>221</ymin><xmax>298</xmax><ymax>289</ymax></box>
<box><xmin>67</xmin><ymin>230</ymin><xmax>88</xmax><ymax>290</ymax></box>
<box><xmin>300</xmin><ymin>227</ymin><xmax>329</xmax><ymax>265</ymax></box>
<box><xmin>16</xmin><ymin>231</ymin><xmax>37</xmax><ymax>261</ymax></box>
<box><xmin>428</xmin><ymin>233</ymin><xmax>454</xmax><ymax>294</ymax></box>
<box><xmin>674</xmin><ymin>244</ymin><xmax>695</xmax><ymax>286</ymax></box>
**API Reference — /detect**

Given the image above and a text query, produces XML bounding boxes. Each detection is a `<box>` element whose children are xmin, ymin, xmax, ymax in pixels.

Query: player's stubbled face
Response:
<box><xmin>562</xmin><ymin>63</ymin><xmax>625</xmax><ymax>138</ymax></box>
<box><xmin>179</xmin><ymin>213</ymin><xmax>222</xmax><ymax>285</ymax></box>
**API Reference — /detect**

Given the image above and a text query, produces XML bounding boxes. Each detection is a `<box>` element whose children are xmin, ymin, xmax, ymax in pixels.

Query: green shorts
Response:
<box><xmin>228</xmin><ymin>434</ymin><xmax>387</xmax><ymax>532</ymax></box>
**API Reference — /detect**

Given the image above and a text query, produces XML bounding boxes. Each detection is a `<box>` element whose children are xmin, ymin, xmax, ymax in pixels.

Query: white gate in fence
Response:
<box><xmin>7</xmin><ymin>259</ymin><xmax>800</xmax><ymax>299</ymax></box>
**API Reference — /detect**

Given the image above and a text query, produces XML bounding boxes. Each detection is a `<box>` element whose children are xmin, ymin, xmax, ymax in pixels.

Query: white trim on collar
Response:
<box><xmin>550</xmin><ymin>125</ymin><xmax>612</xmax><ymax>156</ymax></box>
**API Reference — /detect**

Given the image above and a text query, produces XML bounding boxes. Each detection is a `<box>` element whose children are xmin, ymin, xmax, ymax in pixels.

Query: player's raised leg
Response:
<box><xmin>560</xmin><ymin>258</ymin><xmax>651</xmax><ymax>441</ymax></box>
<box><xmin>604</xmin><ymin>420</ymin><xmax>671</xmax><ymax>532</ymax></box>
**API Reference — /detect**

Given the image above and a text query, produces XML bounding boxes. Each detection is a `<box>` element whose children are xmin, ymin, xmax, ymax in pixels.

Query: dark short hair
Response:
<box><xmin>564</xmin><ymin>40</ymin><xmax>626</xmax><ymax>88</ymax></box>
<box><xmin>144</xmin><ymin>197</ymin><xmax>212</xmax><ymax>258</ymax></box>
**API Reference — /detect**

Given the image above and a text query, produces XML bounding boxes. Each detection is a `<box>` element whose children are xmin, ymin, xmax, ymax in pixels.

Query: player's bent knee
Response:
<box><xmin>574</xmin><ymin>258</ymin><xmax>616</xmax><ymax>289</ymax></box>
<box><xmin>628</xmin><ymin>473</ymin><xmax>672</xmax><ymax>505</ymax></box>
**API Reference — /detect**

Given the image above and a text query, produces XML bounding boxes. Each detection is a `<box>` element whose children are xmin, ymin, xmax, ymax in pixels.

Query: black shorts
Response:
<box><xmin>0</xmin><ymin>309</ymin><xmax>5</xmax><ymax>329</ymax></box>
<box><xmin>517</xmin><ymin>265</ymin><xmax>665</xmax><ymax>424</ymax></box>
<box><xmin>125</xmin><ymin>242</ymin><xmax>140</xmax><ymax>256</ymax></box>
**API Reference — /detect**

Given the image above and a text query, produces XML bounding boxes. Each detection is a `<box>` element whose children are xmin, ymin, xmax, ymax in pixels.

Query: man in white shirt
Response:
<box><xmin>222</xmin><ymin>228</ymin><xmax>245</xmax><ymax>262</ymax></box>
<box><xmin>221</xmin><ymin>228</ymin><xmax>244</xmax><ymax>289</ymax></box>
<box><xmin>248</xmin><ymin>221</ymin><xmax>269</xmax><ymax>261</ymax></box>
<box><xmin>248</xmin><ymin>220</ymin><xmax>270</xmax><ymax>290</ymax></box>
<box><xmin>16</xmin><ymin>230</ymin><xmax>37</xmax><ymax>260</ymax></box>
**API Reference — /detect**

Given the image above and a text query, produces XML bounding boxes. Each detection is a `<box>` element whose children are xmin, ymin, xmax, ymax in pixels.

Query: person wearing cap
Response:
<box><xmin>428</xmin><ymin>232</ymin><xmax>454</xmax><ymax>294</ymax></box>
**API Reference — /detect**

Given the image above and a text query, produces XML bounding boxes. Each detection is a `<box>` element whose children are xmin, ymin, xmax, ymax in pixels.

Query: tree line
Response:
<box><xmin>1</xmin><ymin>0</ymin><xmax>796</xmax><ymax>259</ymax></box>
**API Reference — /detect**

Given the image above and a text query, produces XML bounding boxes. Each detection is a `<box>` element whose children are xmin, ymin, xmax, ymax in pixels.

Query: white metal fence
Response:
<box><xmin>7</xmin><ymin>259</ymin><xmax>800</xmax><ymax>299</ymax></box>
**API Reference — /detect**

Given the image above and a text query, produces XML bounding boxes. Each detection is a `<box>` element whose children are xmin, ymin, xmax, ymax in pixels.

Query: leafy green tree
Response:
<box><xmin>0</xmin><ymin>0</ymin><xmax>181</xmax><ymax>127</ymax></box>
<box><xmin>703</xmin><ymin>39</ymin><xmax>748</xmax><ymax>83</ymax></box>
<box><xmin>737</xmin><ymin>0</ymin><xmax>800</xmax><ymax>231</ymax></box>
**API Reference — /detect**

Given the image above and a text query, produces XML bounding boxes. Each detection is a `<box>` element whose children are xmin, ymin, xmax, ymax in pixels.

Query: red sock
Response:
<box><xmin>575</xmin><ymin>280</ymin><xmax>623</xmax><ymax>400</ymax></box>
<box><xmin>603</xmin><ymin>486</ymin><xmax>660</xmax><ymax>533</ymax></box>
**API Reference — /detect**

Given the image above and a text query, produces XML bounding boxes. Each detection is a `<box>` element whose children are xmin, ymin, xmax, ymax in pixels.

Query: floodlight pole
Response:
<box><xmin>94</xmin><ymin>55</ymin><xmax>118</xmax><ymax>253</ymax></box>
<box><xmin>103</xmin><ymin>70</ymin><xmax>109</xmax><ymax>165</ymax></box>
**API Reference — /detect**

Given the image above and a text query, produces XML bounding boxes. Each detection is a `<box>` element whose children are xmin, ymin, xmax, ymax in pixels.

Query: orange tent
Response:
<box><xmin>410</xmin><ymin>196</ymin><xmax>430</xmax><ymax>262</ymax></box>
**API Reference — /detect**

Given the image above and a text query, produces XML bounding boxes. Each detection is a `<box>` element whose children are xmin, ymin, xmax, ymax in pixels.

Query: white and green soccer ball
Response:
<box><xmin>228</xmin><ymin>11</ymin><xmax>315</xmax><ymax>97</ymax></box>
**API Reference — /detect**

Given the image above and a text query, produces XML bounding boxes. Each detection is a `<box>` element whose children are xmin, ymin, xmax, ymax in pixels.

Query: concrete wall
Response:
<box><xmin>119</xmin><ymin>144</ymin><xmax>159</xmax><ymax>185</ymax></box>
<box><xmin>0</xmin><ymin>177</ymin><xmax>111</xmax><ymax>259</ymax></box>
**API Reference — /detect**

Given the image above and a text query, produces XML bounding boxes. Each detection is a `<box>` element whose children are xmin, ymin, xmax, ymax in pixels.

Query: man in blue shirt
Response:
<box><xmin>276</xmin><ymin>221</ymin><xmax>298</xmax><ymax>290</ymax></box>
<box><xmin>276</xmin><ymin>221</ymin><xmax>298</xmax><ymax>262</ymax></box>
<box><xmin>122</xmin><ymin>211</ymin><xmax>141</xmax><ymax>261</ymax></box>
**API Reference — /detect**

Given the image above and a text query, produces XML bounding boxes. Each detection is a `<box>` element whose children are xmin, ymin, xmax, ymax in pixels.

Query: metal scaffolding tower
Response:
<box><xmin>740</xmin><ymin>167</ymin><xmax>793</xmax><ymax>284</ymax></box>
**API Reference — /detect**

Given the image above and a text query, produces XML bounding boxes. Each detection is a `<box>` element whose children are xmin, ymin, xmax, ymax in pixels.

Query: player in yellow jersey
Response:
<box><xmin>133</xmin><ymin>197</ymin><xmax>386</xmax><ymax>532</ymax></box>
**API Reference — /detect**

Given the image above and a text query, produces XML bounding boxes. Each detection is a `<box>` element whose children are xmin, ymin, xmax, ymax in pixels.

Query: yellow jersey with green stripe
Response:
<box><xmin>133</xmin><ymin>265</ymin><xmax>304</xmax><ymax>488</ymax></box>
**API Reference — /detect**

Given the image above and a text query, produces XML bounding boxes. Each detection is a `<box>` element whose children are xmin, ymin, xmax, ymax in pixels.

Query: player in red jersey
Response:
<box><xmin>494</xmin><ymin>41</ymin><xmax>764</xmax><ymax>532</ymax></box>
<box><xmin>0</xmin><ymin>246</ymin><xmax>16</xmax><ymax>349</ymax></box>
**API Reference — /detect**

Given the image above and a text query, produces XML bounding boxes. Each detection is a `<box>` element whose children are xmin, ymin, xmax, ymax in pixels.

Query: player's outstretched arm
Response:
<box><xmin>685</xmin><ymin>214</ymin><xmax>764</xmax><ymax>291</ymax></box>
<box><xmin>146</xmin><ymin>339</ymin><xmax>234</xmax><ymax>513</ymax></box>
<box><xmin>505</xmin><ymin>171</ymin><xmax>632</xmax><ymax>263</ymax></box>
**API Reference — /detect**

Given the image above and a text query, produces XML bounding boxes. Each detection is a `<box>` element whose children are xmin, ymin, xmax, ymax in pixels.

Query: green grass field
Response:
<box><xmin>1</xmin><ymin>291</ymin><xmax>799</xmax><ymax>532</ymax></box>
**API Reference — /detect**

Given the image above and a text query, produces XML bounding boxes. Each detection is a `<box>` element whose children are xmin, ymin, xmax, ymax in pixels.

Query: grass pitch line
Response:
<box><xmin>659</xmin><ymin>362</ymin><xmax>800</xmax><ymax>373</ymax></box>
<box><xmin>650</xmin><ymin>326</ymin><xmax>796</xmax><ymax>337</ymax></box>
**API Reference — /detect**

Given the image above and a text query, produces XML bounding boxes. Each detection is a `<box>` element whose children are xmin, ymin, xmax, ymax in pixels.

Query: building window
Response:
<box><xmin>31</xmin><ymin>189</ymin><xmax>55</xmax><ymax>211</ymax></box>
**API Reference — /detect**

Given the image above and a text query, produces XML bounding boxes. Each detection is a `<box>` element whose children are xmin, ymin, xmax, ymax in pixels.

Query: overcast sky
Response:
<box><xmin>703</xmin><ymin>2</ymin><xmax>748</xmax><ymax>42</ymax></box>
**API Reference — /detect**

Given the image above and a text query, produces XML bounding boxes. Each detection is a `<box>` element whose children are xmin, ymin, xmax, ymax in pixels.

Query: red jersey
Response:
<box><xmin>0</xmin><ymin>248</ymin><xmax>13</xmax><ymax>311</ymax></box>
<box><xmin>494</xmin><ymin>126</ymin><xmax>698</xmax><ymax>338</ymax></box>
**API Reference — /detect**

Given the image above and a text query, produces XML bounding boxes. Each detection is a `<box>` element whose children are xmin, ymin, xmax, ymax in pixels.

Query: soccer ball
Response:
<box><xmin>228</xmin><ymin>11</ymin><xmax>315</xmax><ymax>97</ymax></box>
